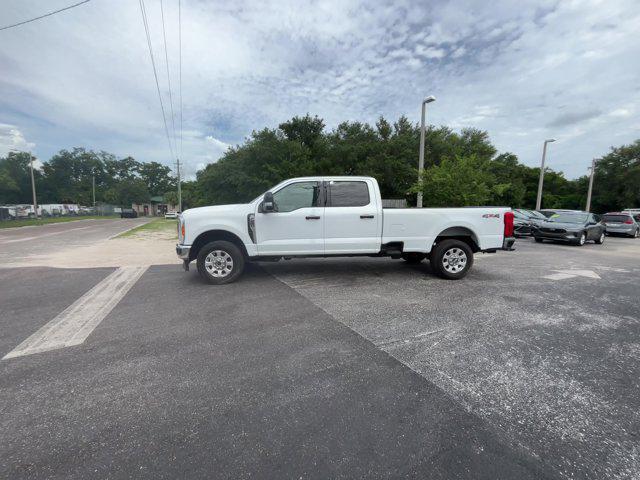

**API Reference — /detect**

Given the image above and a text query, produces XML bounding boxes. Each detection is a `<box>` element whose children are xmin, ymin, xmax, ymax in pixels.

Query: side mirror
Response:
<box><xmin>262</xmin><ymin>192</ymin><xmax>275</xmax><ymax>212</ymax></box>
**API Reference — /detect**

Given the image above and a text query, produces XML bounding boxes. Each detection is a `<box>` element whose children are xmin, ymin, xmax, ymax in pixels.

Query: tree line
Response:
<box><xmin>0</xmin><ymin>148</ymin><xmax>175</xmax><ymax>206</ymax></box>
<box><xmin>1</xmin><ymin>115</ymin><xmax>638</xmax><ymax>213</ymax></box>
<box><xmin>194</xmin><ymin>115</ymin><xmax>639</xmax><ymax>213</ymax></box>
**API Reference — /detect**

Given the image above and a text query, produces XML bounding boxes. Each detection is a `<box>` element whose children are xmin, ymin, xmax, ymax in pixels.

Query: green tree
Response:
<box><xmin>139</xmin><ymin>161</ymin><xmax>175</xmax><ymax>197</ymax></box>
<box><xmin>412</xmin><ymin>155</ymin><xmax>496</xmax><ymax>207</ymax></box>
<box><xmin>0</xmin><ymin>151</ymin><xmax>40</xmax><ymax>204</ymax></box>
<box><xmin>590</xmin><ymin>140</ymin><xmax>640</xmax><ymax>212</ymax></box>
<box><xmin>104</xmin><ymin>178</ymin><xmax>149</xmax><ymax>206</ymax></box>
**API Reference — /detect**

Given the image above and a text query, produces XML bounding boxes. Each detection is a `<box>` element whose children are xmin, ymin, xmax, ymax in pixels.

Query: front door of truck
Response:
<box><xmin>255</xmin><ymin>180</ymin><xmax>324</xmax><ymax>255</ymax></box>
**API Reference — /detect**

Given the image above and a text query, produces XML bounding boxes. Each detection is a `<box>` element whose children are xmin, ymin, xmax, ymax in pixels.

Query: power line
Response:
<box><xmin>138</xmin><ymin>0</ymin><xmax>174</xmax><ymax>160</ymax></box>
<box><xmin>0</xmin><ymin>0</ymin><xmax>92</xmax><ymax>32</ymax></box>
<box><xmin>159</xmin><ymin>0</ymin><xmax>177</xmax><ymax>156</ymax></box>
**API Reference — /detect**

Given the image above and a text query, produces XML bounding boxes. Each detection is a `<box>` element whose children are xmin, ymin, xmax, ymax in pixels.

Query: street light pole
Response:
<box><xmin>29</xmin><ymin>153</ymin><xmax>38</xmax><ymax>218</ymax></box>
<box><xmin>535</xmin><ymin>139</ymin><xmax>556</xmax><ymax>210</ymax></box>
<box><xmin>417</xmin><ymin>95</ymin><xmax>436</xmax><ymax>208</ymax></box>
<box><xmin>585</xmin><ymin>159</ymin><xmax>597</xmax><ymax>212</ymax></box>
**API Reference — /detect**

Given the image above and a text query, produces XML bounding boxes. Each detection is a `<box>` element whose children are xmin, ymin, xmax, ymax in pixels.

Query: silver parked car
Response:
<box><xmin>602</xmin><ymin>212</ymin><xmax>640</xmax><ymax>238</ymax></box>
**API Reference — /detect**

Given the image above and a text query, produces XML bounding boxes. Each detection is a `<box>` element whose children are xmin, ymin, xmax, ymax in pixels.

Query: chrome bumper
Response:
<box><xmin>176</xmin><ymin>244</ymin><xmax>191</xmax><ymax>260</ymax></box>
<box><xmin>502</xmin><ymin>236</ymin><xmax>516</xmax><ymax>251</ymax></box>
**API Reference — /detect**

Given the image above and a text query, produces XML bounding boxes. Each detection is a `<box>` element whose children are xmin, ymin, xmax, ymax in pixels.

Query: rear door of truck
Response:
<box><xmin>323</xmin><ymin>179</ymin><xmax>382</xmax><ymax>254</ymax></box>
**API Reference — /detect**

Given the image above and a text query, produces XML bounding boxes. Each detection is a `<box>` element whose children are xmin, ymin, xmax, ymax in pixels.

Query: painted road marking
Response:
<box><xmin>2</xmin><ymin>266</ymin><xmax>148</xmax><ymax>360</ymax></box>
<box><xmin>543</xmin><ymin>269</ymin><xmax>601</xmax><ymax>280</ymax></box>
<box><xmin>0</xmin><ymin>225</ymin><xmax>94</xmax><ymax>245</ymax></box>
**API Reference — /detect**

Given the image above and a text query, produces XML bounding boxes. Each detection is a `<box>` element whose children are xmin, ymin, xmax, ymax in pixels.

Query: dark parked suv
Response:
<box><xmin>120</xmin><ymin>208</ymin><xmax>138</xmax><ymax>218</ymax></box>
<box><xmin>533</xmin><ymin>211</ymin><xmax>605</xmax><ymax>246</ymax></box>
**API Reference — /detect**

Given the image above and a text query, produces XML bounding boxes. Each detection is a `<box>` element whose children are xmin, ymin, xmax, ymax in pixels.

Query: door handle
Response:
<box><xmin>360</xmin><ymin>215</ymin><xmax>374</xmax><ymax>219</ymax></box>
<box><xmin>305</xmin><ymin>215</ymin><xmax>321</xmax><ymax>220</ymax></box>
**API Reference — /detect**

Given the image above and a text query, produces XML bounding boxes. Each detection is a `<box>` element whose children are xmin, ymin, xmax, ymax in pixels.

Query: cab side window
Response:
<box><xmin>327</xmin><ymin>181</ymin><xmax>370</xmax><ymax>207</ymax></box>
<box><xmin>272</xmin><ymin>182</ymin><xmax>320</xmax><ymax>212</ymax></box>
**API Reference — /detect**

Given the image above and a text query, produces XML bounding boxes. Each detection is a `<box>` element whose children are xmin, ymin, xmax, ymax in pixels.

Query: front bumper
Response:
<box><xmin>514</xmin><ymin>225</ymin><xmax>532</xmax><ymax>236</ymax></box>
<box><xmin>176</xmin><ymin>244</ymin><xmax>191</xmax><ymax>260</ymax></box>
<box><xmin>605</xmin><ymin>226</ymin><xmax>635</xmax><ymax>234</ymax></box>
<box><xmin>533</xmin><ymin>231</ymin><xmax>581</xmax><ymax>241</ymax></box>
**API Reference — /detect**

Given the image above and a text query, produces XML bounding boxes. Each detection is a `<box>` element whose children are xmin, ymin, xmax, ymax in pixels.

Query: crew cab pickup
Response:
<box><xmin>176</xmin><ymin>176</ymin><xmax>515</xmax><ymax>284</ymax></box>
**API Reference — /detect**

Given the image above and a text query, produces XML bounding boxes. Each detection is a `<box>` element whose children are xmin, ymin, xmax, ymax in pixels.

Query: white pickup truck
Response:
<box><xmin>176</xmin><ymin>176</ymin><xmax>515</xmax><ymax>284</ymax></box>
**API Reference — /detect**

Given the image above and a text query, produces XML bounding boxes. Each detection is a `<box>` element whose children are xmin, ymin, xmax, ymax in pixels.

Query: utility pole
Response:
<box><xmin>28</xmin><ymin>152</ymin><xmax>38</xmax><ymax>219</ymax></box>
<box><xmin>92</xmin><ymin>173</ymin><xmax>96</xmax><ymax>209</ymax></box>
<box><xmin>175</xmin><ymin>159</ymin><xmax>182</xmax><ymax>212</ymax></box>
<box><xmin>417</xmin><ymin>95</ymin><xmax>436</xmax><ymax>208</ymax></box>
<box><xmin>535</xmin><ymin>139</ymin><xmax>556</xmax><ymax>210</ymax></box>
<box><xmin>585</xmin><ymin>159</ymin><xmax>597</xmax><ymax>212</ymax></box>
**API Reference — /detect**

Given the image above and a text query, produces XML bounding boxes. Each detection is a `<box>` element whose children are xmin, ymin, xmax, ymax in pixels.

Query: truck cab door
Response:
<box><xmin>254</xmin><ymin>180</ymin><xmax>324</xmax><ymax>255</ymax></box>
<box><xmin>323</xmin><ymin>179</ymin><xmax>380</xmax><ymax>254</ymax></box>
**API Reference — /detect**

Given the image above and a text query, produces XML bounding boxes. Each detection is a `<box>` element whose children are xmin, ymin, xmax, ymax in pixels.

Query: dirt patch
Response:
<box><xmin>4</xmin><ymin>223</ymin><xmax>180</xmax><ymax>269</ymax></box>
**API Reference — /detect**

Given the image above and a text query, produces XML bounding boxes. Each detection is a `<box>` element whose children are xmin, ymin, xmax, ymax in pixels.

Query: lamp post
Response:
<box><xmin>535</xmin><ymin>139</ymin><xmax>556</xmax><ymax>210</ymax></box>
<box><xmin>585</xmin><ymin>159</ymin><xmax>597</xmax><ymax>212</ymax></box>
<box><xmin>10</xmin><ymin>149</ymin><xmax>39</xmax><ymax>218</ymax></box>
<box><xmin>417</xmin><ymin>95</ymin><xmax>436</xmax><ymax>208</ymax></box>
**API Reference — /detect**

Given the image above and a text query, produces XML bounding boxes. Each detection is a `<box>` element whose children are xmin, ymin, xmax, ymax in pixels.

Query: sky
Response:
<box><xmin>0</xmin><ymin>0</ymin><xmax>639</xmax><ymax>179</ymax></box>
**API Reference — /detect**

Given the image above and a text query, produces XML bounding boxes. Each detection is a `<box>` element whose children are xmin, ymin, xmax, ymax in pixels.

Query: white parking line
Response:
<box><xmin>2</xmin><ymin>266</ymin><xmax>148</xmax><ymax>359</ymax></box>
<box><xmin>543</xmin><ymin>269</ymin><xmax>601</xmax><ymax>280</ymax></box>
<box><xmin>0</xmin><ymin>225</ymin><xmax>94</xmax><ymax>244</ymax></box>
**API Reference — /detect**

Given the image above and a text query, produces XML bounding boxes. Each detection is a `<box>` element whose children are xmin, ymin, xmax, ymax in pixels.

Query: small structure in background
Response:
<box><xmin>132</xmin><ymin>195</ymin><xmax>178</xmax><ymax>217</ymax></box>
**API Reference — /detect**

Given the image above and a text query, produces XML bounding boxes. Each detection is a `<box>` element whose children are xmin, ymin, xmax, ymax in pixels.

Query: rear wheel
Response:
<box><xmin>431</xmin><ymin>239</ymin><xmax>473</xmax><ymax>280</ymax></box>
<box><xmin>534</xmin><ymin>237</ymin><xmax>544</xmax><ymax>243</ymax></box>
<box><xmin>595</xmin><ymin>232</ymin><xmax>605</xmax><ymax>244</ymax></box>
<box><xmin>197</xmin><ymin>241</ymin><xmax>245</xmax><ymax>285</ymax></box>
<box><xmin>402</xmin><ymin>252</ymin><xmax>426</xmax><ymax>264</ymax></box>
<box><xmin>631</xmin><ymin>229</ymin><xmax>639</xmax><ymax>238</ymax></box>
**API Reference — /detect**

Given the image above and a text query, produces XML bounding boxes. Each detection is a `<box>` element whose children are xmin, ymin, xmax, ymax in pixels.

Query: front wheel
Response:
<box><xmin>534</xmin><ymin>237</ymin><xmax>544</xmax><ymax>243</ymax></box>
<box><xmin>573</xmin><ymin>232</ymin><xmax>587</xmax><ymax>246</ymax></box>
<box><xmin>431</xmin><ymin>239</ymin><xmax>473</xmax><ymax>280</ymax></box>
<box><xmin>197</xmin><ymin>241</ymin><xmax>245</xmax><ymax>285</ymax></box>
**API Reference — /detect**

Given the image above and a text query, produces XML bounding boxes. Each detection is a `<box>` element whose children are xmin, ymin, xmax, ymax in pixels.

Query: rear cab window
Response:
<box><xmin>327</xmin><ymin>181</ymin><xmax>370</xmax><ymax>207</ymax></box>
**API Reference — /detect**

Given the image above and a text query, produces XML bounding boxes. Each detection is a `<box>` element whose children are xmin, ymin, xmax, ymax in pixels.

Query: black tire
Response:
<box><xmin>197</xmin><ymin>240</ymin><xmax>245</xmax><ymax>285</ymax></box>
<box><xmin>630</xmin><ymin>229</ymin><xmax>639</xmax><ymax>238</ymax></box>
<box><xmin>595</xmin><ymin>231</ymin><xmax>605</xmax><ymax>244</ymax></box>
<box><xmin>572</xmin><ymin>232</ymin><xmax>587</xmax><ymax>246</ymax></box>
<box><xmin>430</xmin><ymin>239</ymin><xmax>474</xmax><ymax>280</ymax></box>
<box><xmin>402</xmin><ymin>252</ymin><xmax>426</xmax><ymax>264</ymax></box>
<box><xmin>534</xmin><ymin>237</ymin><xmax>544</xmax><ymax>243</ymax></box>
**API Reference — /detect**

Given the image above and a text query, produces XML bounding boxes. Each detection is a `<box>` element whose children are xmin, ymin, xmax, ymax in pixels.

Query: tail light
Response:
<box><xmin>624</xmin><ymin>218</ymin><xmax>633</xmax><ymax>224</ymax></box>
<box><xmin>504</xmin><ymin>211</ymin><xmax>514</xmax><ymax>237</ymax></box>
<box><xmin>181</xmin><ymin>222</ymin><xmax>185</xmax><ymax>239</ymax></box>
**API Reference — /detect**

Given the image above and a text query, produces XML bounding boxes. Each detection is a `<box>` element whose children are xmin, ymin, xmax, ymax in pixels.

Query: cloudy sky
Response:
<box><xmin>1</xmin><ymin>0</ymin><xmax>639</xmax><ymax>179</ymax></box>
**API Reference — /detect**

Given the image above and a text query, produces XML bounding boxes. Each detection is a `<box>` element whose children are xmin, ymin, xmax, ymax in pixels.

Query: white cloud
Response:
<box><xmin>0</xmin><ymin>0</ymin><xmax>639</xmax><ymax>179</ymax></box>
<box><xmin>415</xmin><ymin>45</ymin><xmax>446</xmax><ymax>59</ymax></box>
<box><xmin>0</xmin><ymin>124</ymin><xmax>35</xmax><ymax>156</ymax></box>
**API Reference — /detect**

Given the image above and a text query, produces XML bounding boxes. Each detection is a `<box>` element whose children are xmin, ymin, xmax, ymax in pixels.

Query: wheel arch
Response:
<box><xmin>190</xmin><ymin>230</ymin><xmax>248</xmax><ymax>261</ymax></box>
<box><xmin>433</xmin><ymin>226</ymin><xmax>481</xmax><ymax>253</ymax></box>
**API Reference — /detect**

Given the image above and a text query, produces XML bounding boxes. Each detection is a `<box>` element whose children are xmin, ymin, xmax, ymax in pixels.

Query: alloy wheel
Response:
<box><xmin>442</xmin><ymin>247</ymin><xmax>467</xmax><ymax>274</ymax></box>
<box><xmin>204</xmin><ymin>250</ymin><xmax>234</xmax><ymax>277</ymax></box>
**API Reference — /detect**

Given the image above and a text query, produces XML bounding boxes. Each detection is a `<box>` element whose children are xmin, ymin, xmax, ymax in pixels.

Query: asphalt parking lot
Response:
<box><xmin>1</xmin><ymin>223</ymin><xmax>639</xmax><ymax>479</ymax></box>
